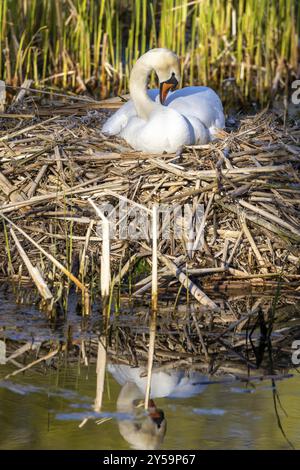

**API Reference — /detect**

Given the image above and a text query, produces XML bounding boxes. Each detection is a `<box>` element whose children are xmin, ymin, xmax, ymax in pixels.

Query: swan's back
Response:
<box><xmin>166</xmin><ymin>86</ymin><xmax>225</xmax><ymax>130</ymax></box>
<box><xmin>102</xmin><ymin>89</ymin><xmax>159</xmax><ymax>136</ymax></box>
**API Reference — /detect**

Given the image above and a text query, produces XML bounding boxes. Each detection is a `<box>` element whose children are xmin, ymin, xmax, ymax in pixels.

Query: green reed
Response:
<box><xmin>0</xmin><ymin>0</ymin><xmax>298</xmax><ymax>103</ymax></box>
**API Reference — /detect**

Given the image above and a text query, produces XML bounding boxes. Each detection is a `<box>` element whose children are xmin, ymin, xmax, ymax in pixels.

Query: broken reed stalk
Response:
<box><xmin>4</xmin><ymin>347</ymin><xmax>61</xmax><ymax>380</ymax></box>
<box><xmin>0</xmin><ymin>212</ymin><xmax>86</xmax><ymax>292</ymax></box>
<box><xmin>240</xmin><ymin>215</ymin><xmax>269</xmax><ymax>274</ymax></box>
<box><xmin>192</xmin><ymin>191</ymin><xmax>215</xmax><ymax>253</ymax></box>
<box><xmin>159</xmin><ymin>254</ymin><xmax>219</xmax><ymax>311</ymax></box>
<box><xmin>0</xmin><ymin>115</ymin><xmax>60</xmax><ymax>142</ymax></box>
<box><xmin>88</xmin><ymin>199</ymin><xmax>111</xmax><ymax>308</ymax></box>
<box><xmin>238</xmin><ymin>200</ymin><xmax>300</xmax><ymax>238</ymax></box>
<box><xmin>145</xmin><ymin>204</ymin><xmax>158</xmax><ymax>410</ymax></box>
<box><xmin>79</xmin><ymin>220</ymin><xmax>94</xmax><ymax>279</ymax></box>
<box><xmin>151</xmin><ymin>204</ymin><xmax>158</xmax><ymax>312</ymax></box>
<box><xmin>10</xmin><ymin>228</ymin><xmax>53</xmax><ymax>302</ymax></box>
<box><xmin>94</xmin><ymin>337</ymin><xmax>107</xmax><ymax>412</ymax></box>
<box><xmin>0</xmin><ymin>81</ymin><xmax>6</xmax><ymax>112</ymax></box>
<box><xmin>88</xmin><ymin>199</ymin><xmax>111</xmax><ymax>411</ymax></box>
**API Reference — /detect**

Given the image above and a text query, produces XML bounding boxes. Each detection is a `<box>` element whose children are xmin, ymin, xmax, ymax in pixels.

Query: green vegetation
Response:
<box><xmin>0</xmin><ymin>0</ymin><xmax>298</xmax><ymax>102</ymax></box>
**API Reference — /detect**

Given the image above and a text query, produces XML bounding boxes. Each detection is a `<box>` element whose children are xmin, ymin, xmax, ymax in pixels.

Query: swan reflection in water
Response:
<box><xmin>108</xmin><ymin>364</ymin><xmax>208</xmax><ymax>450</ymax></box>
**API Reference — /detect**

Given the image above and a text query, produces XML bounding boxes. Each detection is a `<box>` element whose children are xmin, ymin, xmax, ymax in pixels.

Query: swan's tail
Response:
<box><xmin>102</xmin><ymin>100</ymin><xmax>136</xmax><ymax>135</ymax></box>
<box><xmin>102</xmin><ymin>112</ymin><xmax>125</xmax><ymax>135</ymax></box>
<box><xmin>209</xmin><ymin>127</ymin><xmax>228</xmax><ymax>140</ymax></box>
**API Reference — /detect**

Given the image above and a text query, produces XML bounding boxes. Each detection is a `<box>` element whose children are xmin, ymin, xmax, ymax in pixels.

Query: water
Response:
<box><xmin>1</xmin><ymin>287</ymin><xmax>300</xmax><ymax>450</ymax></box>
<box><xmin>1</xmin><ymin>361</ymin><xmax>300</xmax><ymax>450</ymax></box>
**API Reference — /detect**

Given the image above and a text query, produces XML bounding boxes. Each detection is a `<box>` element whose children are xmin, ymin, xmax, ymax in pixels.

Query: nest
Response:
<box><xmin>0</xmin><ymin>92</ymin><xmax>299</xmax><ymax>315</ymax></box>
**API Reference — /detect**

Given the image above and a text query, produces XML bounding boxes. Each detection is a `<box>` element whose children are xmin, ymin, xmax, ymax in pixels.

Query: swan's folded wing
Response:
<box><xmin>120</xmin><ymin>107</ymin><xmax>192</xmax><ymax>153</ymax></box>
<box><xmin>102</xmin><ymin>89</ymin><xmax>160</xmax><ymax>136</ymax></box>
<box><xmin>167</xmin><ymin>86</ymin><xmax>225</xmax><ymax>131</ymax></box>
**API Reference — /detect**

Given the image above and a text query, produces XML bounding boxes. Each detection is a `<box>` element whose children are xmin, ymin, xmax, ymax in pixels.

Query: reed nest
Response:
<box><xmin>0</xmin><ymin>90</ymin><xmax>300</xmax><ymax>315</ymax></box>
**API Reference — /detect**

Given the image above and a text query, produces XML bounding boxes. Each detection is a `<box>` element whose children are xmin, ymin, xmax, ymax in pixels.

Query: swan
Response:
<box><xmin>102</xmin><ymin>48</ymin><xmax>225</xmax><ymax>153</ymax></box>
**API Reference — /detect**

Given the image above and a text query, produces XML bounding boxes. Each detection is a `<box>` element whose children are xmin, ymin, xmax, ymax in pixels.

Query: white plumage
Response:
<box><xmin>102</xmin><ymin>48</ymin><xmax>225</xmax><ymax>154</ymax></box>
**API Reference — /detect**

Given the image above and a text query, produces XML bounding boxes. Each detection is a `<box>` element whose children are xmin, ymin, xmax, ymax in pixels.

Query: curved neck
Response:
<box><xmin>129</xmin><ymin>58</ymin><xmax>159</xmax><ymax>120</ymax></box>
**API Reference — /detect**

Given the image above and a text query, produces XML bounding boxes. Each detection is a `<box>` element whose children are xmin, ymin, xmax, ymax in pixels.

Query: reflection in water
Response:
<box><xmin>116</xmin><ymin>382</ymin><xmax>166</xmax><ymax>450</ymax></box>
<box><xmin>109</xmin><ymin>364</ymin><xmax>208</xmax><ymax>398</ymax></box>
<box><xmin>1</xmin><ymin>288</ymin><xmax>300</xmax><ymax>449</ymax></box>
<box><xmin>1</xmin><ymin>361</ymin><xmax>300</xmax><ymax>449</ymax></box>
<box><xmin>109</xmin><ymin>364</ymin><xmax>208</xmax><ymax>449</ymax></box>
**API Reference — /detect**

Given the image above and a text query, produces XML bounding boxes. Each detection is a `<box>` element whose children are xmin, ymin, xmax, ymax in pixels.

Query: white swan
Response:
<box><xmin>102</xmin><ymin>48</ymin><xmax>225</xmax><ymax>153</ymax></box>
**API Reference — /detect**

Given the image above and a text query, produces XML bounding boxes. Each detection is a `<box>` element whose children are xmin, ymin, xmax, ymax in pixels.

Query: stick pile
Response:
<box><xmin>0</xmin><ymin>93</ymin><xmax>299</xmax><ymax>314</ymax></box>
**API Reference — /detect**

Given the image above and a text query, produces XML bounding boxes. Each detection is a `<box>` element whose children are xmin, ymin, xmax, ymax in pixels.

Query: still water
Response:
<box><xmin>1</xmin><ymin>361</ymin><xmax>300</xmax><ymax>450</ymax></box>
<box><xmin>1</xmin><ymin>287</ymin><xmax>300</xmax><ymax>450</ymax></box>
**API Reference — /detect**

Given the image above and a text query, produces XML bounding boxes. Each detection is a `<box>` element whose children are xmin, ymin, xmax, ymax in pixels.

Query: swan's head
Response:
<box><xmin>131</xmin><ymin>48</ymin><xmax>180</xmax><ymax>105</ymax></box>
<box><xmin>151</xmin><ymin>49</ymin><xmax>180</xmax><ymax>105</ymax></box>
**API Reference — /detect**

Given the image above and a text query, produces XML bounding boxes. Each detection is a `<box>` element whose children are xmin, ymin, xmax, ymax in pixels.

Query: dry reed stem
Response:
<box><xmin>88</xmin><ymin>199</ymin><xmax>111</xmax><ymax>303</ymax></box>
<box><xmin>4</xmin><ymin>347</ymin><xmax>61</xmax><ymax>379</ymax></box>
<box><xmin>94</xmin><ymin>337</ymin><xmax>107</xmax><ymax>412</ymax></box>
<box><xmin>0</xmin><ymin>212</ymin><xmax>85</xmax><ymax>292</ymax></box>
<box><xmin>159</xmin><ymin>254</ymin><xmax>219</xmax><ymax>310</ymax></box>
<box><xmin>10</xmin><ymin>228</ymin><xmax>53</xmax><ymax>301</ymax></box>
<box><xmin>144</xmin><ymin>204</ymin><xmax>159</xmax><ymax>410</ymax></box>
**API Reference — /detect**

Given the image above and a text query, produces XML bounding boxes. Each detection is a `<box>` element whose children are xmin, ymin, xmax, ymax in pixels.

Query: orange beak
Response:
<box><xmin>159</xmin><ymin>74</ymin><xmax>178</xmax><ymax>104</ymax></box>
<box><xmin>159</xmin><ymin>82</ymin><xmax>175</xmax><ymax>104</ymax></box>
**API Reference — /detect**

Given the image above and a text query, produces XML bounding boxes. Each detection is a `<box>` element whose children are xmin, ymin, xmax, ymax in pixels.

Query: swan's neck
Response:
<box><xmin>129</xmin><ymin>59</ymin><xmax>159</xmax><ymax>120</ymax></box>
